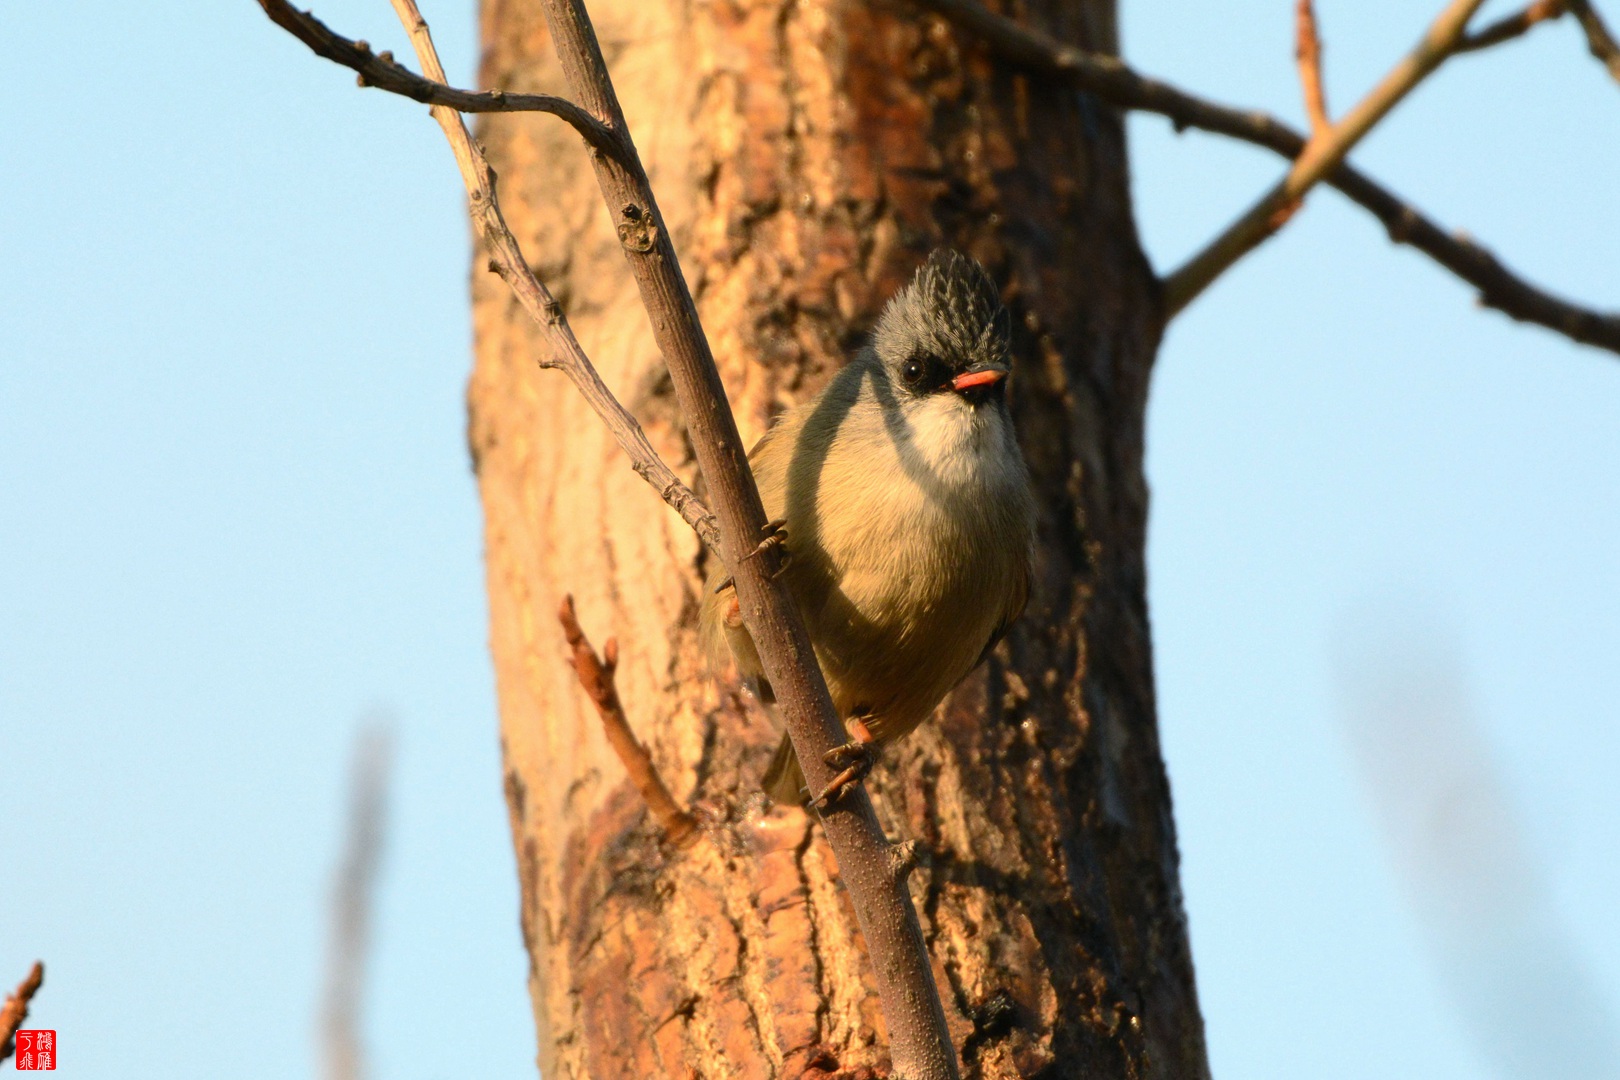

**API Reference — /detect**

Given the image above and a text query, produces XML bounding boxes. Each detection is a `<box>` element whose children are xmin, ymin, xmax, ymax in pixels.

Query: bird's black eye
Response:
<box><xmin>901</xmin><ymin>357</ymin><xmax>927</xmax><ymax>387</ymax></box>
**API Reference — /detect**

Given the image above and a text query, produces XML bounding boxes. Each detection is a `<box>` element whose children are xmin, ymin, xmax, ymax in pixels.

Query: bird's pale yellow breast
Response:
<box><xmin>724</xmin><ymin>355</ymin><xmax>1034</xmax><ymax>743</ymax></box>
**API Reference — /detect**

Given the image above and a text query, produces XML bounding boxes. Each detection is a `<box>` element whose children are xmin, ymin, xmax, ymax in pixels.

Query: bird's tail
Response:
<box><xmin>761</xmin><ymin>733</ymin><xmax>808</xmax><ymax>806</ymax></box>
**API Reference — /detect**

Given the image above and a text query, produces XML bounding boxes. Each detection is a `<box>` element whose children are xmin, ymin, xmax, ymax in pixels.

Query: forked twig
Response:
<box><xmin>559</xmin><ymin>596</ymin><xmax>699</xmax><ymax>847</ymax></box>
<box><xmin>256</xmin><ymin>0</ymin><xmax>720</xmax><ymax>551</ymax></box>
<box><xmin>1163</xmin><ymin>0</ymin><xmax>1490</xmax><ymax>315</ymax></box>
<box><xmin>0</xmin><ymin>962</ymin><xmax>44</xmax><ymax>1065</ymax></box>
<box><xmin>1296</xmin><ymin>0</ymin><xmax>1331</xmax><ymax>135</ymax></box>
<box><xmin>1455</xmin><ymin>0</ymin><xmax>1567</xmax><ymax>52</ymax></box>
<box><xmin>911</xmin><ymin>0</ymin><xmax>1620</xmax><ymax>355</ymax></box>
<box><xmin>1454</xmin><ymin>0</ymin><xmax>1620</xmax><ymax>83</ymax></box>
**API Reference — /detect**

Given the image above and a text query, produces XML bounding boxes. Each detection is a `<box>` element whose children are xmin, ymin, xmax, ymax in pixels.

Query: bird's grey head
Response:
<box><xmin>872</xmin><ymin>249</ymin><xmax>1012</xmax><ymax>407</ymax></box>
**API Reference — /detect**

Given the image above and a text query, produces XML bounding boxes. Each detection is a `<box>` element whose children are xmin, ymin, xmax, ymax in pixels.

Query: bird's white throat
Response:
<box><xmin>896</xmin><ymin>392</ymin><xmax>1019</xmax><ymax>491</ymax></box>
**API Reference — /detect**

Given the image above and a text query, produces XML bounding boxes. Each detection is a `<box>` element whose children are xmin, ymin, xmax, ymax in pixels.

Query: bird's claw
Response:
<box><xmin>714</xmin><ymin>523</ymin><xmax>790</xmax><ymax>614</ymax></box>
<box><xmin>743</xmin><ymin>519</ymin><xmax>789</xmax><ymax>562</ymax></box>
<box><xmin>715</xmin><ymin>521</ymin><xmax>791</xmax><ymax>600</ymax></box>
<box><xmin>812</xmin><ymin>718</ymin><xmax>877</xmax><ymax>808</ymax></box>
<box><xmin>813</xmin><ymin>749</ymin><xmax>874</xmax><ymax>808</ymax></box>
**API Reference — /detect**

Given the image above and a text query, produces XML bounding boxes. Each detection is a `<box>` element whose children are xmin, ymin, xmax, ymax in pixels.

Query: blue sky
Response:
<box><xmin>2</xmin><ymin>1</ymin><xmax>1616</xmax><ymax>1077</ymax></box>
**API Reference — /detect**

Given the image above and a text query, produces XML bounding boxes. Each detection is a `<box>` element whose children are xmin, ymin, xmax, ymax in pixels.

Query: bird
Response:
<box><xmin>700</xmin><ymin>249</ymin><xmax>1037</xmax><ymax>806</ymax></box>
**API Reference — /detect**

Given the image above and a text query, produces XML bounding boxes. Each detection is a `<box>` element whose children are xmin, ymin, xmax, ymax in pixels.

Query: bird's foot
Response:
<box><xmin>721</xmin><ymin>592</ymin><xmax>744</xmax><ymax>629</ymax></box>
<box><xmin>813</xmin><ymin>717</ymin><xmax>877</xmax><ymax>809</ymax></box>
<box><xmin>743</xmin><ymin>519</ymin><xmax>789</xmax><ymax>562</ymax></box>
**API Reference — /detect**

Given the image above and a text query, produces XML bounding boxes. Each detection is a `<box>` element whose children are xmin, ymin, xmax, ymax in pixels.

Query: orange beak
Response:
<box><xmin>951</xmin><ymin>368</ymin><xmax>1007</xmax><ymax>392</ymax></box>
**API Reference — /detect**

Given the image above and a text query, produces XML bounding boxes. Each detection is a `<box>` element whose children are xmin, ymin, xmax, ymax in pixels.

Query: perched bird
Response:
<box><xmin>701</xmin><ymin>249</ymin><xmax>1037</xmax><ymax>805</ymax></box>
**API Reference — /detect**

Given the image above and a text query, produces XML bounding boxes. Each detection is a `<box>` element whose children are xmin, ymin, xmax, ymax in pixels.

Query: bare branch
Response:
<box><xmin>320</xmin><ymin>725</ymin><xmax>392</xmax><ymax>1080</ymax></box>
<box><xmin>527</xmin><ymin>3</ymin><xmax>961</xmax><ymax>1075</ymax></box>
<box><xmin>256</xmin><ymin>0</ymin><xmax>720</xmax><ymax>550</ymax></box>
<box><xmin>1455</xmin><ymin>0</ymin><xmax>1567</xmax><ymax>52</ymax></box>
<box><xmin>0</xmin><ymin>962</ymin><xmax>44</xmax><ymax>1065</ymax></box>
<box><xmin>558</xmin><ymin>595</ymin><xmax>699</xmax><ymax>847</ymax></box>
<box><xmin>911</xmin><ymin>0</ymin><xmax>1620</xmax><ymax>355</ymax></box>
<box><xmin>1164</xmin><ymin>0</ymin><xmax>1490</xmax><ymax>315</ymax></box>
<box><xmin>254</xmin><ymin>0</ymin><xmax>618</xmax><ymax>156</ymax></box>
<box><xmin>1296</xmin><ymin>0</ymin><xmax>1332</xmax><ymax>135</ymax></box>
<box><xmin>1569</xmin><ymin>0</ymin><xmax>1620</xmax><ymax>84</ymax></box>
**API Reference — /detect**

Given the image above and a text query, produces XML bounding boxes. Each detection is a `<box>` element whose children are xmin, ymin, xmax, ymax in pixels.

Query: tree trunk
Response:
<box><xmin>468</xmin><ymin>1</ymin><xmax>1207</xmax><ymax>1076</ymax></box>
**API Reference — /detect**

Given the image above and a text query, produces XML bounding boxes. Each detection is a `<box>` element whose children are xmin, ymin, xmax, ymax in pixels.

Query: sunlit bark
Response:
<box><xmin>470</xmin><ymin>2</ymin><xmax>1207</xmax><ymax>1075</ymax></box>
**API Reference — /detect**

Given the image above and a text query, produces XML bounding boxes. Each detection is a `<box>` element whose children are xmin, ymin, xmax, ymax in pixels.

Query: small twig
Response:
<box><xmin>0</xmin><ymin>962</ymin><xmax>44</xmax><ymax>1065</ymax></box>
<box><xmin>255</xmin><ymin>0</ymin><xmax>619</xmax><ymax>156</ymax></box>
<box><xmin>558</xmin><ymin>595</ymin><xmax>699</xmax><ymax>847</ymax></box>
<box><xmin>1455</xmin><ymin>0</ymin><xmax>1567</xmax><ymax>52</ymax></box>
<box><xmin>257</xmin><ymin>0</ymin><xmax>720</xmax><ymax>550</ymax></box>
<box><xmin>1296</xmin><ymin>0</ymin><xmax>1332</xmax><ymax>135</ymax></box>
<box><xmin>911</xmin><ymin>0</ymin><xmax>1620</xmax><ymax>354</ymax></box>
<box><xmin>1453</xmin><ymin>0</ymin><xmax>1620</xmax><ymax>83</ymax></box>
<box><xmin>1163</xmin><ymin>0</ymin><xmax>1490</xmax><ymax>315</ymax></box>
<box><xmin>1569</xmin><ymin>0</ymin><xmax>1620</xmax><ymax>84</ymax></box>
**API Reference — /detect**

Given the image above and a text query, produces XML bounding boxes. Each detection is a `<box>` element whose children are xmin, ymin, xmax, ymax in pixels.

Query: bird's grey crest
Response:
<box><xmin>872</xmin><ymin>249</ymin><xmax>1011</xmax><ymax>372</ymax></box>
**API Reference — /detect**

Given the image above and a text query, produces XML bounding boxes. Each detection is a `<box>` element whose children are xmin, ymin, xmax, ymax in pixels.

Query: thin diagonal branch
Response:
<box><xmin>0</xmin><ymin>962</ymin><xmax>44</xmax><ymax>1065</ymax></box>
<box><xmin>1163</xmin><ymin>0</ymin><xmax>1490</xmax><ymax>316</ymax></box>
<box><xmin>911</xmin><ymin>0</ymin><xmax>1620</xmax><ymax>355</ymax></box>
<box><xmin>1569</xmin><ymin>0</ymin><xmax>1620</xmax><ymax>83</ymax></box>
<box><xmin>1456</xmin><ymin>0</ymin><xmax>1567</xmax><ymax>52</ymax></box>
<box><xmin>559</xmin><ymin>595</ymin><xmax>699</xmax><ymax>848</ymax></box>
<box><xmin>255</xmin><ymin>0</ymin><xmax>619</xmax><ymax>156</ymax></box>
<box><xmin>256</xmin><ymin>0</ymin><xmax>719</xmax><ymax>550</ymax></box>
<box><xmin>528</xmin><ymin>3</ymin><xmax>960</xmax><ymax>1075</ymax></box>
<box><xmin>1296</xmin><ymin>0</ymin><xmax>1332</xmax><ymax>135</ymax></box>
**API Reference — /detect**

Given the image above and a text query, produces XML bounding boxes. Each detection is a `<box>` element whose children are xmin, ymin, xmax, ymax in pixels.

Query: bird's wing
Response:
<box><xmin>971</xmin><ymin>557</ymin><xmax>1030</xmax><ymax>673</ymax></box>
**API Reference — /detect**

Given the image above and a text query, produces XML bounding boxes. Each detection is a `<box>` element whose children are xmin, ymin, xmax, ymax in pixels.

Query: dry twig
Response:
<box><xmin>255</xmin><ymin>1</ymin><xmax>618</xmax><ymax>154</ymax></box>
<box><xmin>912</xmin><ymin>0</ymin><xmax>1620</xmax><ymax>355</ymax></box>
<box><xmin>559</xmin><ymin>596</ymin><xmax>699</xmax><ymax>847</ymax></box>
<box><xmin>260</xmin><ymin>1</ymin><xmax>960</xmax><ymax>1075</ymax></box>
<box><xmin>0</xmin><ymin>962</ymin><xmax>44</xmax><ymax>1065</ymax></box>
<box><xmin>1456</xmin><ymin>0</ymin><xmax>1568</xmax><ymax>52</ymax></box>
<box><xmin>1163</xmin><ymin>0</ymin><xmax>1490</xmax><ymax>315</ymax></box>
<box><xmin>257</xmin><ymin>0</ymin><xmax>720</xmax><ymax>551</ymax></box>
<box><xmin>1454</xmin><ymin>0</ymin><xmax>1620</xmax><ymax>83</ymax></box>
<box><xmin>1296</xmin><ymin>0</ymin><xmax>1332</xmax><ymax>135</ymax></box>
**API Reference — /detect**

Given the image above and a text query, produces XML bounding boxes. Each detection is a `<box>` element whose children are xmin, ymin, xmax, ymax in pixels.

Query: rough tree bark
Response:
<box><xmin>469</xmin><ymin>0</ymin><xmax>1204</xmax><ymax>1076</ymax></box>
